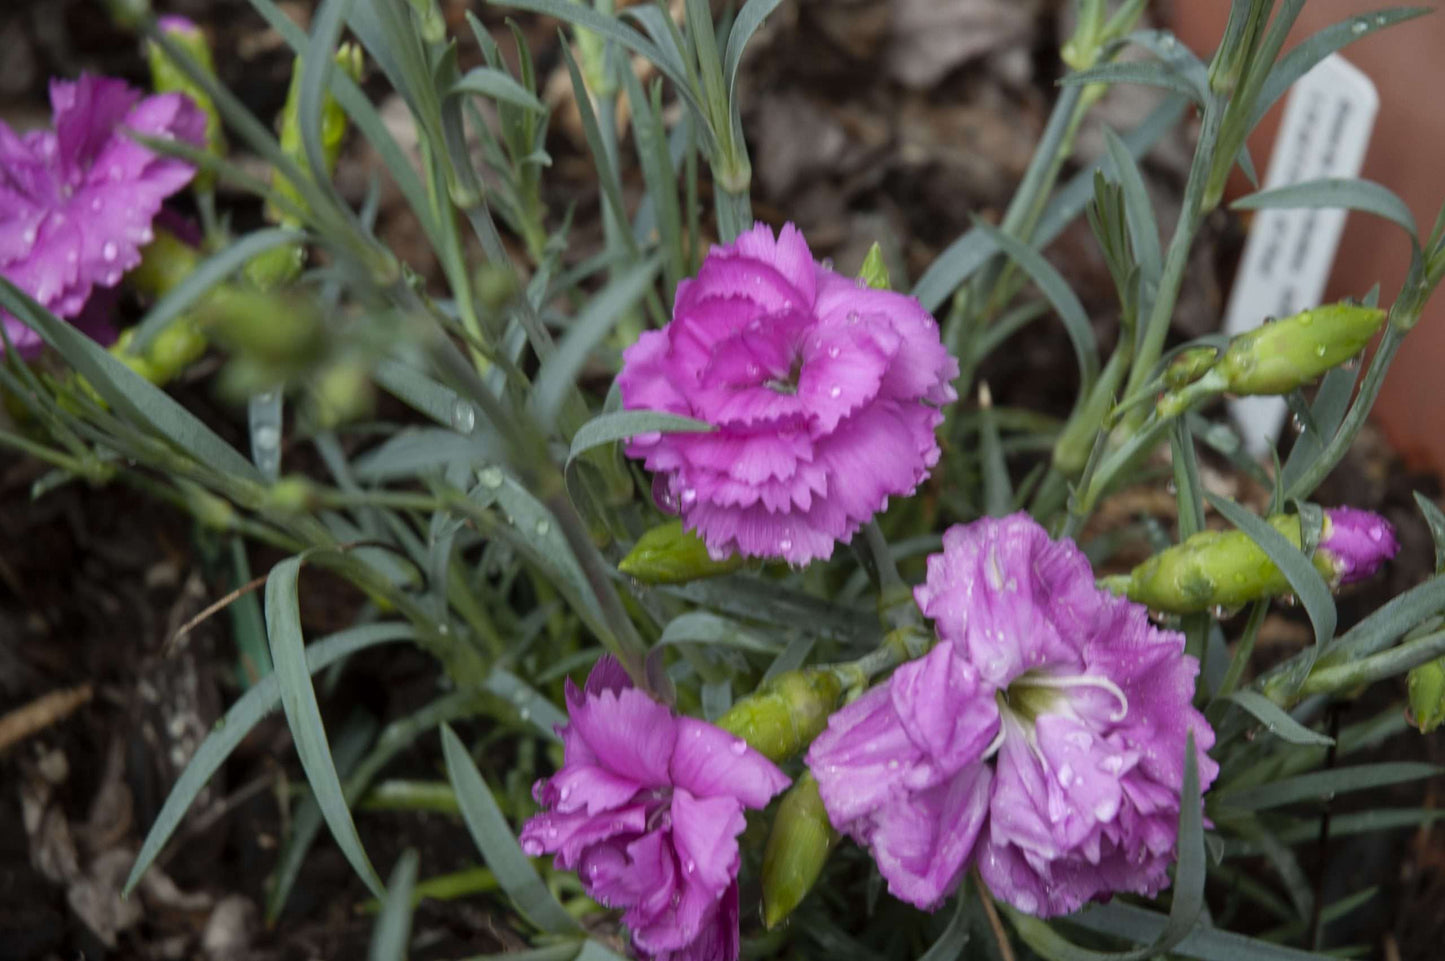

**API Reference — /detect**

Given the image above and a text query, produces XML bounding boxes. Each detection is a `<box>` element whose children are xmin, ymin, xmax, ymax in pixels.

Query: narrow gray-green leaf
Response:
<box><xmin>723</xmin><ymin>0</ymin><xmax>784</xmax><ymax>102</ymax></box>
<box><xmin>1064</xmin><ymin>901</ymin><xmax>1337</xmax><ymax>961</ymax></box>
<box><xmin>370</xmin><ymin>849</ymin><xmax>420</xmax><ymax>961</ymax></box>
<box><xmin>440</xmin><ymin>724</ymin><xmax>580</xmax><ymax>933</ymax></box>
<box><xmin>1415</xmin><ymin>491</ymin><xmax>1445</xmax><ymax>573</ymax></box>
<box><xmin>300</xmin><ymin>0</ymin><xmax>358</xmax><ymax>204</ymax></box>
<box><xmin>917</xmin><ymin>893</ymin><xmax>970</xmax><ymax>961</ymax></box>
<box><xmin>1060</xmin><ymin>59</ymin><xmax>1204</xmax><ymax>103</ymax></box>
<box><xmin>567</xmin><ymin>410</ymin><xmax>712</xmax><ymax>466</ymax></box>
<box><xmin>450</xmin><ymin>66</ymin><xmax>546</xmax><ymax>111</ymax></box>
<box><xmin>1233</xmin><ymin>178</ymin><xmax>1419</xmax><ymax>243</ymax></box>
<box><xmin>0</xmin><ymin>278</ymin><xmax>260</xmax><ymax>482</ymax></box>
<box><xmin>1226</xmin><ymin>691</ymin><xmax>1335</xmax><ymax>746</ymax></box>
<box><xmin>657</xmin><ymin>611</ymin><xmax>782</xmax><ymax>655</ymax></box>
<box><xmin>1251</xmin><ymin>8</ymin><xmax>1431</xmax><ymax>129</ymax></box>
<box><xmin>124</xmin><ymin>623</ymin><xmax>415</xmax><ymax>895</ymax></box>
<box><xmin>911</xmin><ymin>96</ymin><xmax>1188</xmax><ymax>313</ymax></box>
<box><xmin>970</xmin><ymin>220</ymin><xmax>1099</xmax><ymax>391</ymax></box>
<box><xmin>1217</xmin><ymin>762</ymin><xmax>1441</xmax><ymax>811</ymax></box>
<box><xmin>265</xmin><ymin>555</ymin><xmax>383</xmax><ymax>896</ymax></box>
<box><xmin>1207</xmin><ymin>492</ymin><xmax>1336</xmax><ymax>645</ymax></box>
<box><xmin>531</xmin><ymin>259</ymin><xmax>661</xmax><ymax>427</ymax></box>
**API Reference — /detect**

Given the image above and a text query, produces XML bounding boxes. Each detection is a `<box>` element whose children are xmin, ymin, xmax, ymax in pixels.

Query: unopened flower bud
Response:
<box><xmin>715</xmin><ymin>669</ymin><xmax>842</xmax><ymax>763</ymax></box>
<box><xmin>1218</xmin><ymin>304</ymin><xmax>1385</xmax><ymax>396</ymax></box>
<box><xmin>128</xmin><ymin>228</ymin><xmax>202</xmax><ymax>300</ymax></box>
<box><xmin>617</xmin><ymin>521</ymin><xmax>744</xmax><ymax>585</ymax></box>
<box><xmin>1164</xmin><ymin>346</ymin><xmax>1220</xmax><ymax>389</ymax></box>
<box><xmin>857</xmin><ymin>242</ymin><xmax>891</xmax><ymax>291</ymax></box>
<box><xmin>147</xmin><ymin>17</ymin><xmax>227</xmax><ymax>176</ymax></box>
<box><xmin>1316</xmin><ymin>507</ymin><xmax>1398</xmax><ymax>584</ymax></box>
<box><xmin>761</xmin><ymin>772</ymin><xmax>837</xmax><ymax>929</ymax></box>
<box><xmin>308</xmin><ymin>359</ymin><xmax>375</xmax><ymax>429</ymax></box>
<box><xmin>1408</xmin><ymin>657</ymin><xmax>1445</xmax><ymax>733</ymax></box>
<box><xmin>147</xmin><ymin>319</ymin><xmax>208</xmax><ymax>380</ymax></box>
<box><xmin>264</xmin><ymin>475</ymin><xmax>318</xmax><ymax>513</ymax></box>
<box><xmin>1112</xmin><ymin>507</ymin><xmax>1397</xmax><ymax>614</ymax></box>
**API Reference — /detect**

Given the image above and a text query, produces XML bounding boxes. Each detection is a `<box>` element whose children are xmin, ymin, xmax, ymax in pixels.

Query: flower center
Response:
<box><xmin>761</xmin><ymin>353</ymin><xmax>805</xmax><ymax>394</ymax></box>
<box><xmin>985</xmin><ymin>670</ymin><xmax>1131</xmax><ymax>761</ymax></box>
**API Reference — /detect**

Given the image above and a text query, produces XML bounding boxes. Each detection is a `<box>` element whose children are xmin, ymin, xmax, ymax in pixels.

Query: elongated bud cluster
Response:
<box><xmin>147</xmin><ymin>17</ymin><xmax>227</xmax><ymax>182</ymax></box>
<box><xmin>714</xmin><ymin>669</ymin><xmax>841</xmax><ymax>764</ymax></box>
<box><xmin>618</xmin><ymin>521</ymin><xmax>744</xmax><ymax>584</ymax></box>
<box><xmin>761</xmin><ymin>772</ymin><xmax>836</xmax><ymax>928</ymax></box>
<box><xmin>1107</xmin><ymin>508</ymin><xmax>1397</xmax><ymax>614</ymax></box>
<box><xmin>249</xmin><ymin>45</ymin><xmax>364</xmax><ymax>289</ymax></box>
<box><xmin>1156</xmin><ymin>305</ymin><xmax>1385</xmax><ymax>418</ymax></box>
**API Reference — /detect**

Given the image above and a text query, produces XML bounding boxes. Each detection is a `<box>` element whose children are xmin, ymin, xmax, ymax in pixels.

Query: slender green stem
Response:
<box><xmin>714</xmin><ymin>186</ymin><xmax>752</xmax><ymax>245</ymax></box>
<box><xmin>1215</xmin><ymin>600</ymin><xmax>1269</xmax><ymax>701</ymax></box>
<box><xmin>1123</xmin><ymin>95</ymin><xmax>1226</xmax><ymax>411</ymax></box>
<box><xmin>1300</xmin><ymin>627</ymin><xmax>1445</xmax><ymax>697</ymax></box>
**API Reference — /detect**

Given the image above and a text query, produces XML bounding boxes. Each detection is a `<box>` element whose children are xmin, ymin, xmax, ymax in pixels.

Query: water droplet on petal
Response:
<box><xmin>102</xmin><ymin>241</ymin><xmax>118</xmax><ymax>262</ymax></box>
<box><xmin>1369</xmin><ymin>526</ymin><xmax>1385</xmax><ymax>542</ymax></box>
<box><xmin>684</xmin><ymin>858</ymin><xmax>697</xmax><ymax>874</ymax></box>
<box><xmin>827</xmin><ymin>346</ymin><xmax>840</xmax><ymax>358</ymax></box>
<box><xmin>729</xmin><ymin>737</ymin><xmax>748</xmax><ymax>755</ymax></box>
<box><xmin>680</xmin><ymin>488</ymin><xmax>697</xmax><ymax>506</ymax></box>
<box><xmin>778</xmin><ymin>537</ymin><xmax>793</xmax><ymax>553</ymax></box>
<box><xmin>846</xmin><ymin>311</ymin><xmax>860</xmax><ymax>325</ymax></box>
<box><xmin>1057</xmin><ymin>764</ymin><xmax>1074</xmax><ymax>788</ymax></box>
<box><xmin>91</xmin><ymin>197</ymin><xmax>103</xmax><ymax>212</ymax></box>
<box><xmin>829</xmin><ymin>385</ymin><xmax>842</xmax><ymax>398</ymax></box>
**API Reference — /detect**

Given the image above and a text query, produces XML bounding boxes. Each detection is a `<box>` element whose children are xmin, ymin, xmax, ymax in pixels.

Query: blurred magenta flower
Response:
<box><xmin>616</xmin><ymin>223</ymin><xmax>958</xmax><ymax>566</ymax></box>
<box><xmin>807</xmin><ymin>514</ymin><xmax>1218</xmax><ymax>917</ymax></box>
<box><xmin>521</xmin><ymin>657</ymin><xmax>789</xmax><ymax>961</ymax></box>
<box><xmin>1319</xmin><ymin>507</ymin><xmax>1398</xmax><ymax>585</ymax></box>
<box><xmin>1</xmin><ymin>74</ymin><xmax>205</xmax><ymax>355</ymax></box>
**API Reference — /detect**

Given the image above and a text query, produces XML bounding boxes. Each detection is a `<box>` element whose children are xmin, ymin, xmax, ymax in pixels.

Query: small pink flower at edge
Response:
<box><xmin>521</xmin><ymin>657</ymin><xmax>789</xmax><ymax>961</ymax></box>
<box><xmin>1</xmin><ymin>73</ymin><xmax>205</xmax><ymax>355</ymax></box>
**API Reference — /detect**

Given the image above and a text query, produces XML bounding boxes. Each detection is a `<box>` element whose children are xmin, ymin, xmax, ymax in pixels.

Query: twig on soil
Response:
<box><xmin>164</xmin><ymin>574</ymin><xmax>268</xmax><ymax>655</ymax></box>
<box><xmin>0</xmin><ymin>683</ymin><xmax>94</xmax><ymax>754</ymax></box>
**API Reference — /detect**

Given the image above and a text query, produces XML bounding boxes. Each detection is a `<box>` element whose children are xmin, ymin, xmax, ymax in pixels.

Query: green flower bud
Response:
<box><xmin>307</xmin><ymin>359</ymin><xmax>375</xmax><ymax>429</ymax></box>
<box><xmin>267</xmin><ymin>44</ymin><xmax>364</xmax><ymax>225</ymax></box>
<box><xmin>761</xmin><ymin>772</ymin><xmax>836</xmax><ymax>929</ymax></box>
<box><xmin>1217</xmin><ymin>304</ymin><xmax>1384</xmax><ymax>396</ymax></box>
<box><xmin>183</xmin><ymin>483</ymin><xmax>236</xmax><ymax>531</ymax></box>
<box><xmin>617</xmin><ymin>521</ymin><xmax>744</xmax><ymax>585</ymax></box>
<box><xmin>1164</xmin><ymin>346</ymin><xmax>1221</xmax><ymax>389</ymax></box>
<box><xmin>129</xmin><ymin>228</ymin><xmax>202</xmax><ymax>300</ymax></box>
<box><xmin>202</xmin><ymin>288</ymin><xmax>325</xmax><ymax>367</ymax></box>
<box><xmin>147</xmin><ymin>17</ymin><xmax>227</xmax><ymax>179</ymax></box>
<box><xmin>857</xmin><ymin>243</ymin><xmax>891</xmax><ymax>291</ymax></box>
<box><xmin>715</xmin><ymin>669</ymin><xmax>842</xmax><ymax>764</ymax></box>
<box><xmin>264</xmin><ymin>475</ymin><xmax>318</xmax><ymax>513</ymax></box>
<box><xmin>1117</xmin><ymin>514</ymin><xmax>1337</xmax><ymax>614</ymax></box>
<box><xmin>1407</xmin><ymin>657</ymin><xmax>1445</xmax><ymax>733</ymax></box>
<box><xmin>148</xmin><ymin>320</ymin><xmax>208</xmax><ymax>380</ymax></box>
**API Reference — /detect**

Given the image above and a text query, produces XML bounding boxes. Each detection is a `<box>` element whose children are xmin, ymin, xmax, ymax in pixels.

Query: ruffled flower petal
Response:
<box><xmin>618</xmin><ymin>222</ymin><xmax>956</xmax><ymax>565</ymax></box>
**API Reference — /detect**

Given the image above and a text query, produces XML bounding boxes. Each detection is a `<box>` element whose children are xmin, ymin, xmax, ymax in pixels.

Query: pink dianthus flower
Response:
<box><xmin>1</xmin><ymin>74</ymin><xmax>205</xmax><ymax>355</ymax></box>
<box><xmin>617</xmin><ymin>223</ymin><xmax>958</xmax><ymax>566</ymax></box>
<box><xmin>806</xmin><ymin>513</ymin><xmax>1218</xmax><ymax>917</ymax></box>
<box><xmin>521</xmin><ymin>658</ymin><xmax>789</xmax><ymax>961</ymax></box>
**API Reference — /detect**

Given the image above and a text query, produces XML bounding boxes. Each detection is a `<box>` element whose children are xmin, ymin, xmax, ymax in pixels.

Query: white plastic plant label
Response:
<box><xmin>1222</xmin><ymin>54</ymin><xmax>1379</xmax><ymax>456</ymax></box>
